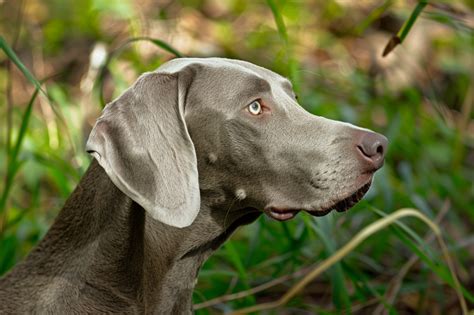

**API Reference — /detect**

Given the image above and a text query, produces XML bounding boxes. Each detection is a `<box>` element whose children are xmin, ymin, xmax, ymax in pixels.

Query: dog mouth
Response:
<box><xmin>308</xmin><ymin>181</ymin><xmax>372</xmax><ymax>216</ymax></box>
<box><xmin>265</xmin><ymin>181</ymin><xmax>372</xmax><ymax>221</ymax></box>
<box><xmin>265</xmin><ymin>208</ymin><xmax>300</xmax><ymax>221</ymax></box>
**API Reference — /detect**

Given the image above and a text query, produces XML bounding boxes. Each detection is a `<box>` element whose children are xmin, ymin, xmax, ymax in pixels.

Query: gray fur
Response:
<box><xmin>0</xmin><ymin>58</ymin><xmax>386</xmax><ymax>314</ymax></box>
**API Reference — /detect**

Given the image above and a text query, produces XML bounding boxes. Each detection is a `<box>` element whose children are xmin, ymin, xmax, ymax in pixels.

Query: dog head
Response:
<box><xmin>87</xmin><ymin>58</ymin><xmax>387</xmax><ymax>227</ymax></box>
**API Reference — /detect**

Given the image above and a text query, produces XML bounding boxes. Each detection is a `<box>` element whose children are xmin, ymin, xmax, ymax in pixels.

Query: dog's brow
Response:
<box><xmin>281</xmin><ymin>79</ymin><xmax>294</xmax><ymax>94</ymax></box>
<box><xmin>251</xmin><ymin>77</ymin><xmax>272</xmax><ymax>93</ymax></box>
<box><xmin>236</xmin><ymin>76</ymin><xmax>271</xmax><ymax>100</ymax></box>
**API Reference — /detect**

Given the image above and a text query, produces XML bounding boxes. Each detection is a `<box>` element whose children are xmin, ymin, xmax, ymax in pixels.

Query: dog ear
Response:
<box><xmin>86</xmin><ymin>71</ymin><xmax>200</xmax><ymax>228</ymax></box>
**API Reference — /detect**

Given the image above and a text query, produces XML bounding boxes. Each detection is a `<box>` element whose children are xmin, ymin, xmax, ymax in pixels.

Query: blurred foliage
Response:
<box><xmin>1</xmin><ymin>0</ymin><xmax>473</xmax><ymax>313</ymax></box>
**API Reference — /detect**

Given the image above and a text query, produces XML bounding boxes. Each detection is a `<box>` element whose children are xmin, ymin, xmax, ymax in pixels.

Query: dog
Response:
<box><xmin>0</xmin><ymin>57</ymin><xmax>387</xmax><ymax>314</ymax></box>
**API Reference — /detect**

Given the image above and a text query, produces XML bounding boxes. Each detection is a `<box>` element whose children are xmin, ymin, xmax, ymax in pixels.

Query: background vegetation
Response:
<box><xmin>1</xmin><ymin>0</ymin><xmax>473</xmax><ymax>313</ymax></box>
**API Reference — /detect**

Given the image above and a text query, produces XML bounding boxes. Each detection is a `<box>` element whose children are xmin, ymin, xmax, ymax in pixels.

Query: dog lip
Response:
<box><xmin>264</xmin><ymin>207</ymin><xmax>300</xmax><ymax>221</ymax></box>
<box><xmin>307</xmin><ymin>179</ymin><xmax>372</xmax><ymax>216</ymax></box>
<box><xmin>264</xmin><ymin>178</ymin><xmax>372</xmax><ymax>221</ymax></box>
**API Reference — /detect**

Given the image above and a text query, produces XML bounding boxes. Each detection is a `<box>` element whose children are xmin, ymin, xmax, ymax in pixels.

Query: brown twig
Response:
<box><xmin>193</xmin><ymin>264</ymin><xmax>316</xmax><ymax>310</ymax></box>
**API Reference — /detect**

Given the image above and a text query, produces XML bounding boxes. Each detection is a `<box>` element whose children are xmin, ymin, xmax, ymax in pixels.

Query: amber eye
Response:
<box><xmin>247</xmin><ymin>100</ymin><xmax>263</xmax><ymax>115</ymax></box>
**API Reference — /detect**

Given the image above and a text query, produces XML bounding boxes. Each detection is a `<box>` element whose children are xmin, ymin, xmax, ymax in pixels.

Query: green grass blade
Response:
<box><xmin>231</xmin><ymin>209</ymin><xmax>468</xmax><ymax>314</ymax></box>
<box><xmin>244</xmin><ymin>218</ymin><xmax>263</xmax><ymax>266</ymax></box>
<box><xmin>355</xmin><ymin>0</ymin><xmax>393</xmax><ymax>35</ymax></box>
<box><xmin>95</xmin><ymin>36</ymin><xmax>183</xmax><ymax>107</ymax></box>
<box><xmin>310</xmin><ymin>217</ymin><xmax>351</xmax><ymax>312</ymax></box>
<box><xmin>371</xmin><ymin>208</ymin><xmax>474</xmax><ymax>303</ymax></box>
<box><xmin>382</xmin><ymin>1</ymin><xmax>428</xmax><ymax>57</ymax></box>
<box><xmin>0</xmin><ymin>88</ymin><xmax>39</xmax><ymax>214</ymax></box>
<box><xmin>143</xmin><ymin>37</ymin><xmax>183</xmax><ymax>58</ymax></box>
<box><xmin>0</xmin><ymin>234</ymin><xmax>18</xmax><ymax>275</ymax></box>
<box><xmin>266</xmin><ymin>0</ymin><xmax>300</xmax><ymax>92</ymax></box>
<box><xmin>224</xmin><ymin>240</ymin><xmax>256</xmax><ymax>305</ymax></box>
<box><xmin>10</xmin><ymin>89</ymin><xmax>39</xmax><ymax>166</ymax></box>
<box><xmin>371</xmin><ymin>207</ymin><xmax>436</xmax><ymax>259</ymax></box>
<box><xmin>397</xmin><ymin>1</ymin><xmax>428</xmax><ymax>42</ymax></box>
<box><xmin>0</xmin><ymin>36</ymin><xmax>44</xmax><ymax>94</ymax></box>
<box><xmin>342</xmin><ymin>262</ymin><xmax>397</xmax><ymax>313</ymax></box>
<box><xmin>266</xmin><ymin>0</ymin><xmax>288</xmax><ymax>44</ymax></box>
<box><xmin>390</xmin><ymin>223</ymin><xmax>474</xmax><ymax>303</ymax></box>
<box><xmin>1</xmin><ymin>36</ymin><xmax>76</xmax><ymax>155</ymax></box>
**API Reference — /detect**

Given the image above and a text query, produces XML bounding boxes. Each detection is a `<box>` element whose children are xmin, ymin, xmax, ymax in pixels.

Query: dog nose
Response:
<box><xmin>356</xmin><ymin>131</ymin><xmax>388</xmax><ymax>170</ymax></box>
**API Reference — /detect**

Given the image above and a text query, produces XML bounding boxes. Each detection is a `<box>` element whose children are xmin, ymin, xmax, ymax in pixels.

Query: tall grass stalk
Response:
<box><xmin>95</xmin><ymin>36</ymin><xmax>182</xmax><ymax>107</ymax></box>
<box><xmin>382</xmin><ymin>1</ymin><xmax>428</xmax><ymax>56</ymax></box>
<box><xmin>0</xmin><ymin>37</ymin><xmax>44</xmax><ymax>94</ymax></box>
<box><xmin>0</xmin><ymin>89</ymin><xmax>39</xmax><ymax>217</ymax></box>
<box><xmin>1</xmin><ymin>36</ymin><xmax>76</xmax><ymax>154</ymax></box>
<box><xmin>229</xmin><ymin>208</ymin><xmax>468</xmax><ymax>314</ymax></box>
<box><xmin>266</xmin><ymin>0</ymin><xmax>300</xmax><ymax>92</ymax></box>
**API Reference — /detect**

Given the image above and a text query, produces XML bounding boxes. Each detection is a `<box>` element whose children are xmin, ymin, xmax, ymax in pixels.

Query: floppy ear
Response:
<box><xmin>86</xmin><ymin>71</ymin><xmax>200</xmax><ymax>228</ymax></box>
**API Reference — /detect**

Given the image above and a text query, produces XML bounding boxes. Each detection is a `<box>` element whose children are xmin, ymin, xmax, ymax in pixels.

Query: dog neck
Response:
<box><xmin>9</xmin><ymin>160</ymin><xmax>259</xmax><ymax>313</ymax></box>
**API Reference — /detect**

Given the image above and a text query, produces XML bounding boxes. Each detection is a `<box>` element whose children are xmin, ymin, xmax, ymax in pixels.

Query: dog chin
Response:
<box><xmin>264</xmin><ymin>180</ymin><xmax>372</xmax><ymax>221</ymax></box>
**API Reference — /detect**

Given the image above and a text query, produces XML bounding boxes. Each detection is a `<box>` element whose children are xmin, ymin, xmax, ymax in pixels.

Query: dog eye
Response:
<box><xmin>247</xmin><ymin>100</ymin><xmax>262</xmax><ymax>115</ymax></box>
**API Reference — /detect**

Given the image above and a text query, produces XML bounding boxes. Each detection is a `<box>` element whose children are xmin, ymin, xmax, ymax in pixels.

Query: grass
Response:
<box><xmin>1</xmin><ymin>0</ymin><xmax>473</xmax><ymax>313</ymax></box>
<box><xmin>95</xmin><ymin>36</ymin><xmax>183</xmax><ymax>107</ymax></box>
<box><xmin>229</xmin><ymin>209</ymin><xmax>468</xmax><ymax>314</ymax></box>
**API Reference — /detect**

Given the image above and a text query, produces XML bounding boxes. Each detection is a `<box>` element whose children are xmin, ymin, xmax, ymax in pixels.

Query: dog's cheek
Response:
<box><xmin>220</xmin><ymin>119</ymin><xmax>269</xmax><ymax>171</ymax></box>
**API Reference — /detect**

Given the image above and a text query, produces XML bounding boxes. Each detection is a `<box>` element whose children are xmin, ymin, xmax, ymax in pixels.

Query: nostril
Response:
<box><xmin>376</xmin><ymin>144</ymin><xmax>384</xmax><ymax>155</ymax></box>
<box><xmin>357</xmin><ymin>145</ymin><xmax>369</xmax><ymax>158</ymax></box>
<box><xmin>357</xmin><ymin>143</ymin><xmax>379</xmax><ymax>159</ymax></box>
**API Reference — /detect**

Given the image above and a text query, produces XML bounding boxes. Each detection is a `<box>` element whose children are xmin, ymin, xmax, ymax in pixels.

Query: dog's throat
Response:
<box><xmin>181</xmin><ymin>210</ymin><xmax>261</xmax><ymax>259</ymax></box>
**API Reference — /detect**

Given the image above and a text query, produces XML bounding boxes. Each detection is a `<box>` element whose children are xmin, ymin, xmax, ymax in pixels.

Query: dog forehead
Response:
<box><xmin>157</xmin><ymin>57</ymin><xmax>289</xmax><ymax>86</ymax></box>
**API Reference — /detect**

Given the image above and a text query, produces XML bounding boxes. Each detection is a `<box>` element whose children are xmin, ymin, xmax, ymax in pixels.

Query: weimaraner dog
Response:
<box><xmin>0</xmin><ymin>58</ymin><xmax>387</xmax><ymax>313</ymax></box>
